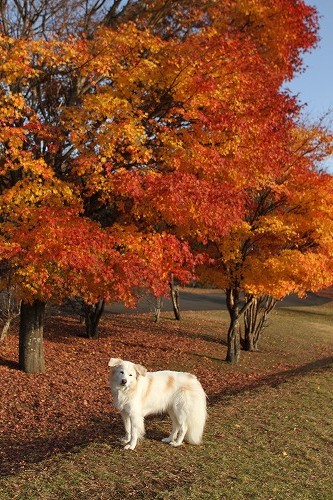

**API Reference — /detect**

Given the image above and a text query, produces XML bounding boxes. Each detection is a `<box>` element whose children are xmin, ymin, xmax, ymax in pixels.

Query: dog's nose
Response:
<box><xmin>121</xmin><ymin>378</ymin><xmax>127</xmax><ymax>385</ymax></box>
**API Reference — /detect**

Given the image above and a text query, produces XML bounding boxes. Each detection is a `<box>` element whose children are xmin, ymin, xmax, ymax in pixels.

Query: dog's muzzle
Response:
<box><xmin>121</xmin><ymin>378</ymin><xmax>127</xmax><ymax>386</ymax></box>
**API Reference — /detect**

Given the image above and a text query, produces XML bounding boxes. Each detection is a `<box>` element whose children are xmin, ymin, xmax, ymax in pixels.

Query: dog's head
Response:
<box><xmin>108</xmin><ymin>358</ymin><xmax>147</xmax><ymax>390</ymax></box>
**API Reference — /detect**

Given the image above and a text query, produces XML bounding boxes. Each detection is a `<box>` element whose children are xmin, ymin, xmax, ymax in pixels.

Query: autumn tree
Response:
<box><xmin>199</xmin><ymin>118</ymin><xmax>333</xmax><ymax>363</ymax></box>
<box><xmin>0</xmin><ymin>0</ymin><xmax>322</xmax><ymax>372</ymax></box>
<box><xmin>0</xmin><ymin>28</ymin><xmax>197</xmax><ymax>370</ymax></box>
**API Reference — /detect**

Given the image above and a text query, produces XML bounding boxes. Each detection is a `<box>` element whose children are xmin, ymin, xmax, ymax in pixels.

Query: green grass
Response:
<box><xmin>1</xmin><ymin>367</ymin><xmax>332</xmax><ymax>499</ymax></box>
<box><xmin>1</xmin><ymin>301</ymin><xmax>333</xmax><ymax>499</ymax></box>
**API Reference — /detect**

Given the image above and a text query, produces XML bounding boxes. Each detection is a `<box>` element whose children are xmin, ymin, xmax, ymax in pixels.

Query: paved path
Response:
<box><xmin>105</xmin><ymin>289</ymin><xmax>332</xmax><ymax>315</ymax></box>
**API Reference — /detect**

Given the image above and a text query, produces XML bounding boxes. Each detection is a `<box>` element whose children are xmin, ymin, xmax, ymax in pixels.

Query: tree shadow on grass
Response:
<box><xmin>44</xmin><ymin>313</ymin><xmax>227</xmax><ymax>346</ymax></box>
<box><xmin>44</xmin><ymin>316</ymin><xmax>84</xmax><ymax>343</ymax></box>
<box><xmin>0</xmin><ymin>356</ymin><xmax>19</xmax><ymax>370</ymax></box>
<box><xmin>210</xmin><ymin>355</ymin><xmax>333</xmax><ymax>405</ymax></box>
<box><xmin>155</xmin><ymin>327</ymin><xmax>228</xmax><ymax>346</ymax></box>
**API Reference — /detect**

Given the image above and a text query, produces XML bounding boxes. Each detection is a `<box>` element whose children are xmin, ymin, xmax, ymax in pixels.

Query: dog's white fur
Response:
<box><xmin>108</xmin><ymin>358</ymin><xmax>207</xmax><ymax>450</ymax></box>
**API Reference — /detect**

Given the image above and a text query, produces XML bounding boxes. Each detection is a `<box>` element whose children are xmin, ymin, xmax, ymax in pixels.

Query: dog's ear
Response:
<box><xmin>134</xmin><ymin>363</ymin><xmax>147</xmax><ymax>377</ymax></box>
<box><xmin>108</xmin><ymin>357</ymin><xmax>123</xmax><ymax>367</ymax></box>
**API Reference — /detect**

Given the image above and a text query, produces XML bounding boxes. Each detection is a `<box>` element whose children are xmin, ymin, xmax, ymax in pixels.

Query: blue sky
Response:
<box><xmin>286</xmin><ymin>1</ymin><xmax>333</xmax><ymax>171</ymax></box>
<box><xmin>287</xmin><ymin>0</ymin><xmax>333</xmax><ymax>119</ymax></box>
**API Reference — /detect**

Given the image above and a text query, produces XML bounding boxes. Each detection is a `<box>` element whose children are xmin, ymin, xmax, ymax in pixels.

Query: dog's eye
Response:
<box><xmin>120</xmin><ymin>371</ymin><xmax>124</xmax><ymax>374</ymax></box>
<box><xmin>129</xmin><ymin>374</ymin><xmax>133</xmax><ymax>377</ymax></box>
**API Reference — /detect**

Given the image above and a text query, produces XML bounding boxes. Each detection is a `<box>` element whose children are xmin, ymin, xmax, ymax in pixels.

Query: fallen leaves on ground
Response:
<box><xmin>0</xmin><ymin>310</ymin><xmax>331</xmax><ymax>476</ymax></box>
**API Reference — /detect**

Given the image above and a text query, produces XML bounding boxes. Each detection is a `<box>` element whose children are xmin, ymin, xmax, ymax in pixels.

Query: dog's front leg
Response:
<box><xmin>120</xmin><ymin>411</ymin><xmax>131</xmax><ymax>443</ymax></box>
<box><xmin>124</xmin><ymin>414</ymin><xmax>144</xmax><ymax>450</ymax></box>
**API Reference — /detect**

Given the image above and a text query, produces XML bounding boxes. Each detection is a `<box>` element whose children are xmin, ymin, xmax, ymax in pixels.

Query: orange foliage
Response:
<box><xmin>199</xmin><ymin>166</ymin><xmax>333</xmax><ymax>300</ymax></box>
<box><xmin>0</xmin><ymin>0</ymin><xmax>329</xmax><ymax>314</ymax></box>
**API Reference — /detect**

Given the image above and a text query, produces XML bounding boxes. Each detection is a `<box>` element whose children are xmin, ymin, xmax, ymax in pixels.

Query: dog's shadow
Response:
<box><xmin>0</xmin><ymin>415</ymin><xmax>124</xmax><ymax>476</ymax></box>
<box><xmin>143</xmin><ymin>415</ymin><xmax>171</xmax><ymax>443</ymax></box>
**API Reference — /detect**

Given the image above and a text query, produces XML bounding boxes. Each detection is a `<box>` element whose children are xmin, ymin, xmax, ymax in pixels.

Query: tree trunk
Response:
<box><xmin>242</xmin><ymin>329</ymin><xmax>256</xmax><ymax>351</ymax></box>
<box><xmin>84</xmin><ymin>299</ymin><xmax>105</xmax><ymax>339</ymax></box>
<box><xmin>170</xmin><ymin>273</ymin><xmax>181</xmax><ymax>321</ymax></box>
<box><xmin>153</xmin><ymin>297</ymin><xmax>163</xmax><ymax>322</ymax></box>
<box><xmin>225</xmin><ymin>288</ymin><xmax>241</xmax><ymax>364</ymax></box>
<box><xmin>243</xmin><ymin>297</ymin><xmax>258</xmax><ymax>351</ymax></box>
<box><xmin>0</xmin><ymin>319</ymin><xmax>12</xmax><ymax>342</ymax></box>
<box><xmin>243</xmin><ymin>295</ymin><xmax>277</xmax><ymax>351</ymax></box>
<box><xmin>226</xmin><ymin>317</ymin><xmax>241</xmax><ymax>364</ymax></box>
<box><xmin>0</xmin><ymin>290</ymin><xmax>21</xmax><ymax>342</ymax></box>
<box><xmin>19</xmin><ymin>299</ymin><xmax>46</xmax><ymax>374</ymax></box>
<box><xmin>225</xmin><ymin>288</ymin><xmax>255</xmax><ymax>364</ymax></box>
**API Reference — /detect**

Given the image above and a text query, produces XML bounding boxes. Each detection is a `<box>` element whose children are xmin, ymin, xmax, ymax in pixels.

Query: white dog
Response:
<box><xmin>108</xmin><ymin>358</ymin><xmax>207</xmax><ymax>450</ymax></box>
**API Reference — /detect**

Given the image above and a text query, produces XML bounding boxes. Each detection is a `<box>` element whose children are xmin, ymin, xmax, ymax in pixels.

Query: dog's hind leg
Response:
<box><xmin>169</xmin><ymin>420</ymin><xmax>187</xmax><ymax>447</ymax></box>
<box><xmin>162</xmin><ymin>409</ymin><xmax>180</xmax><ymax>444</ymax></box>
<box><xmin>165</xmin><ymin>405</ymin><xmax>188</xmax><ymax>447</ymax></box>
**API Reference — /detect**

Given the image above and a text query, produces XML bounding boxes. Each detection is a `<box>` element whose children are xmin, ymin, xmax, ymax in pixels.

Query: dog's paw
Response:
<box><xmin>169</xmin><ymin>441</ymin><xmax>183</xmax><ymax>447</ymax></box>
<box><xmin>161</xmin><ymin>437</ymin><xmax>173</xmax><ymax>443</ymax></box>
<box><xmin>119</xmin><ymin>437</ymin><xmax>130</xmax><ymax>443</ymax></box>
<box><xmin>124</xmin><ymin>443</ymin><xmax>136</xmax><ymax>450</ymax></box>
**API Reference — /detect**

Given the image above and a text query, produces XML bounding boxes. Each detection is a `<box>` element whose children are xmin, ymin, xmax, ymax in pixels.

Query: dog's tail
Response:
<box><xmin>185</xmin><ymin>380</ymin><xmax>207</xmax><ymax>445</ymax></box>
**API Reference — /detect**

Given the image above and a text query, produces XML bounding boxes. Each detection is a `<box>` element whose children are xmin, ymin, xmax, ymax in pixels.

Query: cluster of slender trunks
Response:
<box><xmin>15</xmin><ymin>288</ymin><xmax>275</xmax><ymax>373</ymax></box>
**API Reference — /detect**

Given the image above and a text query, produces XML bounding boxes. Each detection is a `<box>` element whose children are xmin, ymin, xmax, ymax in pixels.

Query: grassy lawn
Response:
<box><xmin>0</xmin><ymin>298</ymin><xmax>332</xmax><ymax>499</ymax></box>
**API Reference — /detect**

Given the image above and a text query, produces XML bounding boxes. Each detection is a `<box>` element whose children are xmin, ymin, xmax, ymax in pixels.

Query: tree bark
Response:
<box><xmin>153</xmin><ymin>297</ymin><xmax>163</xmax><ymax>322</ymax></box>
<box><xmin>0</xmin><ymin>290</ymin><xmax>21</xmax><ymax>343</ymax></box>
<box><xmin>225</xmin><ymin>288</ymin><xmax>241</xmax><ymax>364</ymax></box>
<box><xmin>19</xmin><ymin>300</ymin><xmax>46</xmax><ymax>374</ymax></box>
<box><xmin>243</xmin><ymin>295</ymin><xmax>277</xmax><ymax>351</ymax></box>
<box><xmin>0</xmin><ymin>319</ymin><xmax>12</xmax><ymax>342</ymax></box>
<box><xmin>83</xmin><ymin>299</ymin><xmax>105</xmax><ymax>339</ymax></box>
<box><xmin>170</xmin><ymin>273</ymin><xmax>181</xmax><ymax>321</ymax></box>
<box><xmin>225</xmin><ymin>288</ymin><xmax>255</xmax><ymax>364</ymax></box>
